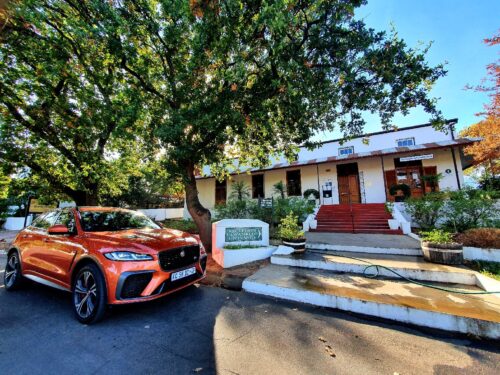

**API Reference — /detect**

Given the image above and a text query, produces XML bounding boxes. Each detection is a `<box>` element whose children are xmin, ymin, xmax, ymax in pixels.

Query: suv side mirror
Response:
<box><xmin>48</xmin><ymin>224</ymin><xmax>70</xmax><ymax>235</ymax></box>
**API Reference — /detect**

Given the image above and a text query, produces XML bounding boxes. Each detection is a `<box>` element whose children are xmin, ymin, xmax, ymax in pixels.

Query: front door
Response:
<box><xmin>395</xmin><ymin>167</ymin><xmax>424</xmax><ymax>198</ymax></box>
<box><xmin>337</xmin><ymin>163</ymin><xmax>361</xmax><ymax>204</ymax></box>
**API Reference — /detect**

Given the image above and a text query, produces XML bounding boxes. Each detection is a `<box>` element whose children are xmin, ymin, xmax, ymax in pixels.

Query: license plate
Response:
<box><xmin>171</xmin><ymin>267</ymin><xmax>196</xmax><ymax>281</ymax></box>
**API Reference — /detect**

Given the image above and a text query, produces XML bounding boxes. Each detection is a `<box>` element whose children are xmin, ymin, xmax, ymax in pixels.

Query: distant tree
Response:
<box><xmin>461</xmin><ymin>31</ymin><xmax>499</xmax><ymax>176</ymax></box>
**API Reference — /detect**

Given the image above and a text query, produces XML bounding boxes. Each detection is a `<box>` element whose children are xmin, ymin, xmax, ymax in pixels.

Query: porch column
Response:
<box><xmin>380</xmin><ymin>156</ymin><xmax>388</xmax><ymax>201</ymax></box>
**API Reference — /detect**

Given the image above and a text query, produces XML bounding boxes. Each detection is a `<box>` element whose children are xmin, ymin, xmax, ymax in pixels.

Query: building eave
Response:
<box><xmin>195</xmin><ymin>137</ymin><xmax>480</xmax><ymax>180</ymax></box>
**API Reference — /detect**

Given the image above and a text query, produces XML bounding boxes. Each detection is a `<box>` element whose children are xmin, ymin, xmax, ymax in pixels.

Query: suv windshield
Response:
<box><xmin>80</xmin><ymin>210</ymin><xmax>160</xmax><ymax>232</ymax></box>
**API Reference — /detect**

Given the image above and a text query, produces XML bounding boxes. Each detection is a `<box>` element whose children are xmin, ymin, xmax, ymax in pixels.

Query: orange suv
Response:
<box><xmin>4</xmin><ymin>207</ymin><xmax>207</xmax><ymax>324</ymax></box>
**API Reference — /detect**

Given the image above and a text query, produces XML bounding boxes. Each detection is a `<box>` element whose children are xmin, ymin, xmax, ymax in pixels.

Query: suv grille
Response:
<box><xmin>158</xmin><ymin>245</ymin><xmax>200</xmax><ymax>271</ymax></box>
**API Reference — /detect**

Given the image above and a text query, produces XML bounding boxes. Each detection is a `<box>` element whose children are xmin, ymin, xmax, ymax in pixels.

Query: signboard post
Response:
<box><xmin>23</xmin><ymin>197</ymin><xmax>58</xmax><ymax>228</ymax></box>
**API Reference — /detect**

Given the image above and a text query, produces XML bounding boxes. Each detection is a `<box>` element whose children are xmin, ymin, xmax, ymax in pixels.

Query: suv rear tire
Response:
<box><xmin>4</xmin><ymin>251</ymin><xmax>24</xmax><ymax>291</ymax></box>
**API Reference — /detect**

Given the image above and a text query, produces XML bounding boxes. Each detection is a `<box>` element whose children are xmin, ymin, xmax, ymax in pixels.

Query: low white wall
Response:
<box><xmin>138</xmin><ymin>208</ymin><xmax>184</xmax><ymax>221</ymax></box>
<box><xmin>463</xmin><ymin>247</ymin><xmax>500</xmax><ymax>263</ymax></box>
<box><xmin>3</xmin><ymin>216</ymin><xmax>32</xmax><ymax>230</ymax></box>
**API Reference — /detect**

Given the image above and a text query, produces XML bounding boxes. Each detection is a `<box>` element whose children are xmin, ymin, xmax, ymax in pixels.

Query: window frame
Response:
<box><xmin>338</xmin><ymin>146</ymin><xmax>354</xmax><ymax>156</ymax></box>
<box><xmin>396</xmin><ymin>137</ymin><xmax>415</xmax><ymax>147</ymax></box>
<box><xmin>286</xmin><ymin>169</ymin><xmax>302</xmax><ymax>197</ymax></box>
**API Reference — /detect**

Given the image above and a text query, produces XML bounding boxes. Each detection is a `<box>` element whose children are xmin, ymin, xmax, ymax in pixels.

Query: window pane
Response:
<box><xmin>34</xmin><ymin>211</ymin><xmax>58</xmax><ymax>230</ymax></box>
<box><xmin>55</xmin><ymin>211</ymin><xmax>76</xmax><ymax>232</ymax></box>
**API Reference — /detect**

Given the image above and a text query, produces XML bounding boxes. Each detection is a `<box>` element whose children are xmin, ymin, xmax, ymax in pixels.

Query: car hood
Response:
<box><xmin>85</xmin><ymin>228</ymin><xmax>199</xmax><ymax>255</ymax></box>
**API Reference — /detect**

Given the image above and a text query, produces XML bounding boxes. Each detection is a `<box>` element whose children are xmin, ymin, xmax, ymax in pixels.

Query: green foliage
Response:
<box><xmin>465</xmin><ymin>260</ymin><xmax>500</xmax><ymax>281</ymax></box>
<box><xmin>421</xmin><ymin>173</ymin><xmax>443</xmax><ymax>192</ymax></box>
<box><xmin>0</xmin><ymin>1</ymin><xmax>155</xmax><ymax>204</ymax></box>
<box><xmin>229</xmin><ymin>181</ymin><xmax>251</xmax><ymax>201</ymax></box>
<box><xmin>161</xmin><ymin>219</ymin><xmax>198</xmax><ymax>234</ymax></box>
<box><xmin>278</xmin><ymin>213</ymin><xmax>304</xmax><ymax>240</ymax></box>
<box><xmin>215</xmin><ymin>200</ymin><xmax>254</xmax><ymax>219</ymax></box>
<box><xmin>273</xmin><ymin>181</ymin><xmax>286</xmax><ymax>199</ymax></box>
<box><xmin>389</xmin><ymin>183</ymin><xmax>411</xmax><ymax>200</ymax></box>
<box><xmin>273</xmin><ymin>197</ymin><xmax>315</xmax><ymax>224</ymax></box>
<box><xmin>420</xmin><ymin>229</ymin><xmax>454</xmax><ymax>244</ymax></box>
<box><xmin>404</xmin><ymin>193</ymin><xmax>445</xmax><ymax>230</ymax></box>
<box><xmin>303</xmin><ymin>189</ymin><xmax>320</xmax><ymax>200</ymax></box>
<box><xmin>214</xmin><ymin>196</ymin><xmax>314</xmax><ymax>228</ymax></box>
<box><xmin>384</xmin><ymin>202</ymin><xmax>394</xmax><ymax>214</ymax></box>
<box><xmin>223</xmin><ymin>244</ymin><xmax>266</xmax><ymax>250</ymax></box>
<box><xmin>442</xmin><ymin>189</ymin><xmax>498</xmax><ymax>232</ymax></box>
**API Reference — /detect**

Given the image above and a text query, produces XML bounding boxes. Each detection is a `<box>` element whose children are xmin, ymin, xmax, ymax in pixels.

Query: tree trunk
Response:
<box><xmin>184</xmin><ymin>163</ymin><xmax>212</xmax><ymax>251</ymax></box>
<box><xmin>69</xmin><ymin>185</ymin><xmax>99</xmax><ymax>206</ymax></box>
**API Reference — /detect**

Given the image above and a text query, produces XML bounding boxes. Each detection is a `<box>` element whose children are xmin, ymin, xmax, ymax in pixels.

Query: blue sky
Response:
<box><xmin>314</xmin><ymin>0</ymin><xmax>499</xmax><ymax>141</ymax></box>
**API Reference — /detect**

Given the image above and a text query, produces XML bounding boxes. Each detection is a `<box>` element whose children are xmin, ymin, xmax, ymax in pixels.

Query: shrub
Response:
<box><xmin>442</xmin><ymin>189</ymin><xmax>498</xmax><ymax>232</ymax></box>
<box><xmin>273</xmin><ymin>181</ymin><xmax>286</xmax><ymax>199</ymax></box>
<box><xmin>384</xmin><ymin>202</ymin><xmax>394</xmax><ymax>214</ymax></box>
<box><xmin>273</xmin><ymin>197</ymin><xmax>314</xmax><ymax>225</ymax></box>
<box><xmin>161</xmin><ymin>219</ymin><xmax>198</xmax><ymax>234</ymax></box>
<box><xmin>278</xmin><ymin>213</ymin><xmax>304</xmax><ymax>240</ymax></box>
<box><xmin>455</xmin><ymin>228</ymin><xmax>500</xmax><ymax>249</ymax></box>
<box><xmin>303</xmin><ymin>189</ymin><xmax>319</xmax><ymax>200</ymax></box>
<box><xmin>420</xmin><ymin>229</ymin><xmax>454</xmax><ymax>244</ymax></box>
<box><xmin>229</xmin><ymin>181</ymin><xmax>250</xmax><ymax>201</ymax></box>
<box><xmin>404</xmin><ymin>192</ymin><xmax>445</xmax><ymax>230</ymax></box>
<box><xmin>215</xmin><ymin>199</ymin><xmax>253</xmax><ymax>219</ymax></box>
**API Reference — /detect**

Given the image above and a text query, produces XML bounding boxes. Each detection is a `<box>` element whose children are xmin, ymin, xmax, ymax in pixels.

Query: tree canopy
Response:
<box><xmin>460</xmin><ymin>31</ymin><xmax>499</xmax><ymax>176</ymax></box>
<box><xmin>0</xmin><ymin>0</ymin><xmax>446</xmax><ymax>247</ymax></box>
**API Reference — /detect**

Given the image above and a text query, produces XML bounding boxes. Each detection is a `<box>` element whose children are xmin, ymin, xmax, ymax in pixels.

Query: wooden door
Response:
<box><xmin>338</xmin><ymin>175</ymin><xmax>360</xmax><ymax>204</ymax></box>
<box><xmin>215</xmin><ymin>179</ymin><xmax>227</xmax><ymax>205</ymax></box>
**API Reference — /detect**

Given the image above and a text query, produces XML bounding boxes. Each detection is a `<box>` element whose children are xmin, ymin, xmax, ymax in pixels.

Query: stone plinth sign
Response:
<box><xmin>212</xmin><ymin>219</ymin><xmax>274</xmax><ymax>268</ymax></box>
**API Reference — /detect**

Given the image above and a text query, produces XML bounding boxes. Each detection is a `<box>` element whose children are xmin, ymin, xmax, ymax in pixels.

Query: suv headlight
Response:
<box><xmin>104</xmin><ymin>251</ymin><xmax>153</xmax><ymax>261</ymax></box>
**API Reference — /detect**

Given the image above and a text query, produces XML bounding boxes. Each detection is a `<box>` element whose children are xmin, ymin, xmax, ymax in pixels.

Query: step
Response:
<box><xmin>243</xmin><ymin>265</ymin><xmax>500</xmax><ymax>339</ymax></box>
<box><xmin>306</xmin><ymin>242</ymin><xmax>422</xmax><ymax>256</ymax></box>
<box><xmin>271</xmin><ymin>251</ymin><xmax>478</xmax><ymax>285</ymax></box>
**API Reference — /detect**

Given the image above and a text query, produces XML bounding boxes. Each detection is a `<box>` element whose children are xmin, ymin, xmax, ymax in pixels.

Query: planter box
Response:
<box><xmin>282</xmin><ymin>238</ymin><xmax>306</xmax><ymax>254</ymax></box>
<box><xmin>421</xmin><ymin>241</ymin><xmax>463</xmax><ymax>265</ymax></box>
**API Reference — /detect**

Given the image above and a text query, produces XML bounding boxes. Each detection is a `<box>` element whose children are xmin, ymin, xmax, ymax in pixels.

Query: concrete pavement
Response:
<box><xmin>1</xmin><ymin>254</ymin><xmax>499</xmax><ymax>375</ymax></box>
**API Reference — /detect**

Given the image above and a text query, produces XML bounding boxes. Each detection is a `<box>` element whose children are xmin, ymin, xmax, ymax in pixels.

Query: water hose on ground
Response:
<box><xmin>328</xmin><ymin>253</ymin><xmax>500</xmax><ymax>295</ymax></box>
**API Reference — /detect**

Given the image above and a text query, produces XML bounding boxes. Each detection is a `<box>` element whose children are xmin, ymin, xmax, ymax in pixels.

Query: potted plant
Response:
<box><xmin>389</xmin><ymin>183</ymin><xmax>411</xmax><ymax>202</ymax></box>
<box><xmin>420</xmin><ymin>229</ymin><xmax>463</xmax><ymax>265</ymax></box>
<box><xmin>421</xmin><ymin>173</ymin><xmax>442</xmax><ymax>193</ymax></box>
<box><xmin>278</xmin><ymin>213</ymin><xmax>306</xmax><ymax>254</ymax></box>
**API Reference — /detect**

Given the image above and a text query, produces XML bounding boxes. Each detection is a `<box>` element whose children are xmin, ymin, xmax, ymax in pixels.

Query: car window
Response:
<box><xmin>32</xmin><ymin>211</ymin><xmax>58</xmax><ymax>230</ymax></box>
<box><xmin>54</xmin><ymin>211</ymin><xmax>76</xmax><ymax>233</ymax></box>
<box><xmin>80</xmin><ymin>210</ymin><xmax>160</xmax><ymax>232</ymax></box>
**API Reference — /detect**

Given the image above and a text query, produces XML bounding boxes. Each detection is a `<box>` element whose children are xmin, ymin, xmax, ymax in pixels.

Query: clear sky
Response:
<box><xmin>313</xmin><ymin>0</ymin><xmax>499</xmax><ymax>141</ymax></box>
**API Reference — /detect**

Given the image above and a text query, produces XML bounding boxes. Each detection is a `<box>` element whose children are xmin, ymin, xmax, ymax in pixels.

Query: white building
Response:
<box><xmin>194</xmin><ymin>119</ymin><xmax>477</xmax><ymax>211</ymax></box>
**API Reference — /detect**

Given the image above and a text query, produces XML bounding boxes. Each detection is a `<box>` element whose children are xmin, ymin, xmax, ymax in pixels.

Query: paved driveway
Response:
<box><xmin>1</xmin><ymin>254</ymin><xmax>499</xmax><ymax>375</ymax></box>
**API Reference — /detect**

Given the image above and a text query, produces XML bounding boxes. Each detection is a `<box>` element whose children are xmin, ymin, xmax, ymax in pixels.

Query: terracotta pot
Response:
<box><xmin>421</xmin><ymin>241</ymin><xmax>463</xmax><ymax>265</ymax></box>
<box><xmin>282</xmin><ymin>238</ymin><xmax>306</xmax><ymax>254</ymax></box>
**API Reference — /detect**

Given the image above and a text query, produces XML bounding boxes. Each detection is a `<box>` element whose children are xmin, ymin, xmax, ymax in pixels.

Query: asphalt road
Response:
<box><xmin>1</xmin><ymin>253</ymin><xmax>499</xmax><ymax>375</ymax></box>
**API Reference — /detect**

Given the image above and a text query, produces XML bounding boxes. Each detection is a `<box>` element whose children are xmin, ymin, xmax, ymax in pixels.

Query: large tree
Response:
<box><xmin>1</xmin><ymin>1</ymin><xmax>446</xmax><ymax>249</ymax></box>
<box><xmin>110</xmin><ymin>0</ymin><xmax>445</xmax><ymax>247</ymax></box>
<box><xmin>0</xmin><ymin>0</ymin><xmax>153</xmax><ymax>205</ymax></box>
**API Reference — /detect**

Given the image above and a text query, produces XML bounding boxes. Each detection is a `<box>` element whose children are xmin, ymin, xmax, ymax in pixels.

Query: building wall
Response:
<box><xmin>195</xmin><ymin>147</ymin><xmax>464</xmax><ymax>210</ymax></box>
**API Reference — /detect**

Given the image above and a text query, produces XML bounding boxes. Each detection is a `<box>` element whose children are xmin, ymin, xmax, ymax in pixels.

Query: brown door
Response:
<box><xmin>337</xmin><ymin>163</ymin><xmax>361</xmax><ymax>204</ymax></box>
<box><xmin>215</xmin><ymin>179</ymin><xmax>227</xmax><ymax>205</ymax></box>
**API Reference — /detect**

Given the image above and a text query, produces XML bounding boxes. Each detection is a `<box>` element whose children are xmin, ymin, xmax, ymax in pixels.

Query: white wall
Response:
<box><xmin>138</xmin><ymin>208</ymin><xmax>184</xmax><ymax>221</ymax></box>
<box><xmin>3</xmin><ymin>216</ymin><xmax>32</xmax><ymax>231</ymax></box>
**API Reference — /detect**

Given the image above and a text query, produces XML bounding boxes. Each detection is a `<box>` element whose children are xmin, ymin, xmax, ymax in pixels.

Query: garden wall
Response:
<box><xmin>138</xmin><ymin>208</ymin><xmax>184</xmax><ymax>221</ymax></box>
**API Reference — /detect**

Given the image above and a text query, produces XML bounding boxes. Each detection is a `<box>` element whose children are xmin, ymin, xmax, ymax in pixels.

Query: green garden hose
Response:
<box><xmin>332</xmin><ymin>253</ymin><xmax>500</xmax><ymax>295</ymax></box>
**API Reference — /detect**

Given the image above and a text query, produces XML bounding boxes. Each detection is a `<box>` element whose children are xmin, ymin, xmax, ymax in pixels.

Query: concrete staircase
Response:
<box><xmin>313</xmin><ymin>203</ymin><xmax>402</xmax><ymax>234</ymax></box>
<box><xmin>243</xmin><ymin>248</ymin><xmax>500</xmax><ymax>339</ymax></box>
